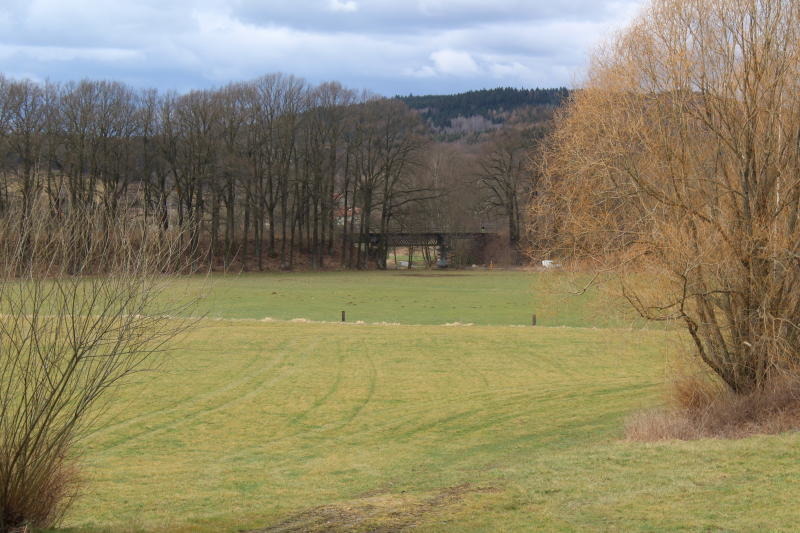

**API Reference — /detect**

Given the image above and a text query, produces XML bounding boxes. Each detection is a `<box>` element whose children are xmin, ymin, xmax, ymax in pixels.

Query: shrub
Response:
<box><xmin>0</xmin><ymin>203</ymin><xmax>194</xmax><ymax>532</ymax></box>
<box><xmin>626</xmin><ymin>373</ymin><xmax>800</xmax><ymax>441</ymax></box>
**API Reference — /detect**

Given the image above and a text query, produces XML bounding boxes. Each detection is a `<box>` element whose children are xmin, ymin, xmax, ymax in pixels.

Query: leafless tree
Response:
<box><xmin>349</xmin><ymin>98</ymin><xmax>428</xmax><ymax>268</ymax></box>
<box><xmin>0</xmin><ymin>201</ymin><xmax>194</xmax><ymax>532</ymax></box>
<box><xmin>477</xmin><ymin>130</ymin><xmax>529</xmax><ymax>249</ymax></box>
<box><xmin>0</xmin><ymin>71</ymin><xmax>518</xmax><ymax>272</ymax></box>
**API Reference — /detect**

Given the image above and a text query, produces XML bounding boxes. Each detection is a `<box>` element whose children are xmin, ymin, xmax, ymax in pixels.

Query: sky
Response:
<box><xmin>0</xmin><ymin>0</ymin><xmax>645</xmax><ymax>96</ymax></box>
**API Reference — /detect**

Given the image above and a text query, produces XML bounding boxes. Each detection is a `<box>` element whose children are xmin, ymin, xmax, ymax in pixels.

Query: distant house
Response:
<box><xmin>334</xmin><ymin>206</ymin><xmax>361</xmax><ymax>226</ymax></box>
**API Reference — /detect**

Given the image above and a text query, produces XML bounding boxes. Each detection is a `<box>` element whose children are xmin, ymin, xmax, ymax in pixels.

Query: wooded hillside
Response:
<box><xmin>398</xmin><ymin>87</ymin><xmax>569</xmax><ymax>137</ymax></box>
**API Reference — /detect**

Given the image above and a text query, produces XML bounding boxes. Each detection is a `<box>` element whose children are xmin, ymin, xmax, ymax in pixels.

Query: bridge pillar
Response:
<box><xmin>436</xmin><ymin>234</ymin><xmax>449</xmax><ymax>268</ymax></box>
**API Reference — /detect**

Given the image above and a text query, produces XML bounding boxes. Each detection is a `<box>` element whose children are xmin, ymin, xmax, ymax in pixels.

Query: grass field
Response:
<box><xmin>187</xmin><ymin>270</ymin><xmax>644</xmax><ymax>328</ymax></box>
<box><xmin>61</xmin><ymin>271</ymin><xmax>800</xmax><ymax>531</ymax></box>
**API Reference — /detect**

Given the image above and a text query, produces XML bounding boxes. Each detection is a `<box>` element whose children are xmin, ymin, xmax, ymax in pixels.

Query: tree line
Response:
<box><xmin>0</xmin><ymin>74</ymin><xmax>443</xmax><ymax>270</ymax></box>
<box><xmin>399</xmin><ymin>87</ymin><xmax>568</xmax><ymax>131</ymax></box>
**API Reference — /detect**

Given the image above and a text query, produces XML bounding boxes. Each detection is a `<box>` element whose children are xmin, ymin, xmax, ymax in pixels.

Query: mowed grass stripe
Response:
<box><xmin>86</xmin><ymin>333</ymin><xmax>298</xmax><ymax>453</ymax></box>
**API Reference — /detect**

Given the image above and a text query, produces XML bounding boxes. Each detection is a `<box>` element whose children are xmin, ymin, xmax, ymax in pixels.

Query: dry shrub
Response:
<box><xmin>0</xmin><ymin>449</ymin><xmax>80</xmax><ymax>532</ymax></box>
<box><xmin>0</xmin><ymin>200</ymin><xmax>196</xmax><ymax>532</ymax></box>
<box><xmin>626</xmin><ymin>372</ymin><xmax>800</xmax><ymax>441</ymax></box>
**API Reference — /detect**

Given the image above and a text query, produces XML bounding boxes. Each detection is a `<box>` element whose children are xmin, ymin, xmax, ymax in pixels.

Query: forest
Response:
<box><xmin>0</xmin><ymin>76</ymin><xmax>560</xmax><ymax>270</ymax></box>
<box><xmin>400</xmin><ymin>87</ymin><xmax>568</xmax><ymax>132</ymax></box>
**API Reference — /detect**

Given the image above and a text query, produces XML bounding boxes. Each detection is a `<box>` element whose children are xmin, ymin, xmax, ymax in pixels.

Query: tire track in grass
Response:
<box><xmin>285</xmin><ymin>352</ymin><xmax>346</xmax><ymax>429</ymax></box>
<box><xmin>335</xmin><ymin>384</ymin><xmax>601</xmax><ymax>443</ymax></box>
<box><xmin>95</xmin><ymin>323</ymin><xmax>503</xmax><ymax>452</ymax></box>
<box><xmin>332</xmin><ymin>352</ymin><xmax>509</xmax><ymax>440</ymax></box>
<box><xmin>97</xmin><ymin>330</ymin><xmax>364</xmax><ymax>464</ymax></box>
<box><xmin>257</xmin><ymin>343</ymin><xmax>493</xmax><ymax>448</ymax></box>
<box><xmin>88</xmin><ymin>322</ymin><xmax>288</xmax><ymax>430</ymax></box>
<box><xmin>347</xmin><ymin>329</ymin><xmax>652</xmax><ymax>435</ymax></box>
<box><xmin>87</xmin><ymin>338</ymin><xmax>286</xmax><ymax>443</ymax></box>
<box><xmin>359</xmin><ymin>381</ymin><xmax>655</xmax><ymax>447</ymax></box>
<box><xmin>92</xmin><ymin>336</ymin><xmax>309</xmax><ymax>454</ymax></box>
<box><xmin>301</xmin><ymin>347</ymin><xmax>378</xmax><ymax>438</ymax></box>
<box><xmin>341</xmin><ymin>349</ymin><xmax>378</xmax><ymax>426</ymax></box>
<box><xmin>261</xmin><ymin>338</ymin><xmax>377</xmax><ymax>440</ymax></box>
<box><xmin>201</xmin><ymin>342</ymin><xmax>379</xmax><ymax>472</ymax></box>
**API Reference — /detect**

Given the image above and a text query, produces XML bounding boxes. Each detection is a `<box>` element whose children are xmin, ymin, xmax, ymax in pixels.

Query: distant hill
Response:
<box><xmin>397</xmin><ymin>87</ymin><xmax>569</xmax><ymax>138</ymax></box>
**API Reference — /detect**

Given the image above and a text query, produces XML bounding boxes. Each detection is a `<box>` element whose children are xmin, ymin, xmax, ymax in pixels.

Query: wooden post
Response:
<box><xmin>531</xmin><ymin>314</ymin><xmax>537</xmax><ymax>326</ymax></box>
<box><xmin>341</xmin><ymin>310</ymin><xmax>346</xmax><ymax>322</ymax></box>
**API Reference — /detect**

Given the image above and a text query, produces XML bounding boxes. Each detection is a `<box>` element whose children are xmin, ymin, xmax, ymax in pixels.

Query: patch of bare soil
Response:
<box><xmin>402</xmin><ymin>272</ymin><xmax>470</xmax><ymax>277</ymax></box>
<box><xmin>244</xmin><ymin>484</ymin><xmax>499</xmax><ymax>533</ymax></box>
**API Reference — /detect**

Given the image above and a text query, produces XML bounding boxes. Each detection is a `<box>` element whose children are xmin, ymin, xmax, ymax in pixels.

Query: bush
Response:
<box><xmin>0</xmin><ymin>203</ymin><xmax>194</xmax><ymax>532</ymax></box>
<box><xmin>626</xmin><ymin>374</ymin><xmax>800</xmax><ymax>441</ymax></box>
<box><xmin>0</xmin><ymin>448</ymin><xmax>79</xmax><ymax>532</ymax></box>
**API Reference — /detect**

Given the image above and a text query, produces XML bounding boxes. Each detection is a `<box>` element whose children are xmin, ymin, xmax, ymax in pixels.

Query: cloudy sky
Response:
<box><xmin>0</xmin><ymin>0</ymin><xmax>644</xmax><ymax>95</ymax></box>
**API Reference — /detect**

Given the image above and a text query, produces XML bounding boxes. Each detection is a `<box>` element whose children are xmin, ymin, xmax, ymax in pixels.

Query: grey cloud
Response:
<box><xmin>232</xmin><ymin>0</ymin><xmax>637</xmax><ymax>34</ymax></box>
<box><xmin>0</xmin><ymin>0</ymin><xmax>644</xmax><ymax>95</ymax></box>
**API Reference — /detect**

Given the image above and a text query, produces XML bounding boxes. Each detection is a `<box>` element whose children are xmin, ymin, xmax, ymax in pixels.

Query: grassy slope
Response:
<box><xmin>62</xmin><ymin>272</ymin><xmax>800</xmax><ymax>531</ymax></box>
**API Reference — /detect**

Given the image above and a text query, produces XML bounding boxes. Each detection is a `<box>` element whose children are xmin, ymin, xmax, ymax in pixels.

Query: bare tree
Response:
<box><xmin>138</xmin><ymin>88</ymin><xmax>171</xmax><ymax>231</ymax></box>
<box><xmin>0</xmin><ymin>73</ymin><xmax>463</xmax><ymax>273</ymax></box>
<box><xmin>477</xmin><ymin>130</ymin><xmax>529</xmax><ymax>249</ymax></box>
<box><xmin>161</xmin><ymin>89</ymin><xmax>220</xmax><ymax>264</ymax></box>
<box><xmin>302</xmin><ymin>82</ymin><xmax>355</xmax><ymax>267</ymax></box>
<box><xmin>534</xmin><ymin>0</ymin><xmax>800</xmax><ymax>393</ymax></box>
<box><xmin>350</xmin><ymin>99</ymin><xmax>427</xmax><ymax>268</ymax></box>
<box><xmin>0</xmin><ymin>203</ymin><xmax>193</xmax><ymax>531</ymax></box>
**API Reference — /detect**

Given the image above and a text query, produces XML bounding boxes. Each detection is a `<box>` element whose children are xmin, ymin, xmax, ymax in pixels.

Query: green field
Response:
<box><xmin>63</xmin><ymin>271</ymin><xmax>800</xmax><ymax>531</ymax></box>
<box><xmin>188</xmin><ymin>270</ymin><xmax>644</xmax><ymax>328</ymax></box>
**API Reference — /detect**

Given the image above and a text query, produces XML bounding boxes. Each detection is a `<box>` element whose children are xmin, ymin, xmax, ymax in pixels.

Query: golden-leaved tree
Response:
<box><xmin>533</xmin><ymin>0</ymin><xmax>800</xmax><ymax>394</ymax></box>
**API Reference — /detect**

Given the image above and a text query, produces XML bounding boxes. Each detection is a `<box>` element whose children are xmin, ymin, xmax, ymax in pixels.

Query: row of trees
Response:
<box><xmin>0</xmin><ymin>74</ymin><xmax>444</xmax><ymax>270</ymax></box>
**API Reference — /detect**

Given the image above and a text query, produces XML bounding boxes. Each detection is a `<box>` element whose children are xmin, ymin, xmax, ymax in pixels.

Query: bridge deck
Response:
<box><xmin>359</xmin><ymin>232</ymin><xmax>492</xmax><ymax>247</ymax></box>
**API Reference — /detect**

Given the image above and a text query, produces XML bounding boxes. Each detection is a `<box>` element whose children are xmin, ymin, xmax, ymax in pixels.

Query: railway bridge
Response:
<box><xmin>360</xmin><ymin>231</ymin><xmax>496</xmax><ymax>268</ymax></box>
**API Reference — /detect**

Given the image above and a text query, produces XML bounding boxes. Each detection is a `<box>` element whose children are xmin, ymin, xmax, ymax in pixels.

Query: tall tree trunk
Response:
<box><xmin>242</xmin><ymin>198</ymin><xmax>250</xmax><ymax>271</ymax></box>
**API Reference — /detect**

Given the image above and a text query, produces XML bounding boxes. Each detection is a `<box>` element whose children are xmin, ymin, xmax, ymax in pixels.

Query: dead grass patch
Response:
<box><xmin>246</xmin><ymin>484</ymin><xmax>499</xmax><ymax>533</ymax></box>
<box><xmin>626</xmin><ymin>374</ymin><xmax>800</xmax><ymax>441</ymax></box>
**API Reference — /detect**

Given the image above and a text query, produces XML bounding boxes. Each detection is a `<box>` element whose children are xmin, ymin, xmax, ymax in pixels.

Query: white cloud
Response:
<box><xmin>487</xmin><ymin>61</ymin><xmax>533</xmax><ymax>79</ymax></box>
<box><xmin>0</xmin><ymin>44</ymin><xmax>141</xmax><ymax>63</ymax></box>
<box><xmin>405</xmin><ymin>65</ymin><xmax>436</xmax><ymax>78</ymax></box>
<box><xmin>329</xmin><ymin>0</ymin><xmax>358</xmax><ymax>13</ymax></box>
<box><xmin>429</xmin><ymin>49</ymin><xmax>479</xmax><ymax>76</ymax></box>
